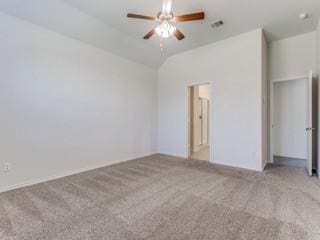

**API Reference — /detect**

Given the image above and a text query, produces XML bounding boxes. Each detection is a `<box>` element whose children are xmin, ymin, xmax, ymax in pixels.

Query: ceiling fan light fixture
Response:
<box><xmin>127</xmin><ymin>0</ymin><xmax>205</xmax><ymax>42</ymax></box>
<box><xmin>155</xmin><ymin>21</ymin><xmax>176</xmax><ymax>38</ymax></box>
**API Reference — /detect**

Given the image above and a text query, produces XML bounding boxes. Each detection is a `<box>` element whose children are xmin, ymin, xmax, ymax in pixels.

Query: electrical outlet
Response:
<box><xmin>4</xmin><ymin>163</ymin><xmax>11</xmax><ymax>172</ymax></box>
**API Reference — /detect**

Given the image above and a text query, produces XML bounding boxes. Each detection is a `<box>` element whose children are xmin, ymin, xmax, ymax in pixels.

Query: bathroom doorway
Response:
<box><xmin>188</xmin><ymin>83</ymin><xmax>211</xmax><ymax>161</ymax></box>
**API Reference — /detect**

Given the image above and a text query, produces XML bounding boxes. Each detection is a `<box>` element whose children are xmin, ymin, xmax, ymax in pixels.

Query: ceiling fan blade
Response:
<box><xmin>174</xmin><ymin>29</ymin><xmax>185</xmax><ymax>40</ymax></box>
<box><xmin>162</xmin><ymin>0</ymin><xmax>173</xmax><ymax>15</ymax></box>
<box><xmin>174</xmin><ymin>12</ymin><xmax>205</xmax><ymax>22</ymax></box>
<box><xmin>143</xmin><ymin>29</ymin><xmax>156</xmax><ymax>39</ymax></box>
<box><xmin>127</xmin><ymin>13</ymin><xmax>156</xmax><ymax>21</ymax></box>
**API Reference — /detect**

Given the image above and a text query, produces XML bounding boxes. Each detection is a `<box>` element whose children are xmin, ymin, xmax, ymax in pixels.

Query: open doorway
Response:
<box><xmin>188</xmin><ymin>83</ymin><xmax>211</xmax><ymax>161</ymax></box>
<box><xmin>270</xmin><ymin>72</ymin><xmax>317</xmax><ymax>176</ymax></box>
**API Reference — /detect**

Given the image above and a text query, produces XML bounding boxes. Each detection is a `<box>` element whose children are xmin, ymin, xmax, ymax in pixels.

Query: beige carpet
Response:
<box><xmin>1</xmin><ymin>154</ymin><xmax>320</xmax><ymax>240</ymax></box>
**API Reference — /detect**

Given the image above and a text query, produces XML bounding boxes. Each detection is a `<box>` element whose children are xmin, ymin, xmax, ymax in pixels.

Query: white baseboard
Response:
<box><xmin>262</xmin><ymin>160</ymin><xmax>268</xmax><ymax>171</ymax></box>
<box><xmin>273</xmin><ymin>154</ymin><xmax>307</xmax><ymax>160</ymax></box>
<box><xmin>0</xmin><ymin>152</ymin><xmax>156</xmax><ymax>194</ymax></box>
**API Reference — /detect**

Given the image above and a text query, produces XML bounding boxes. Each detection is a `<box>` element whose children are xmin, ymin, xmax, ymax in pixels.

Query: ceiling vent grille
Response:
<box><xmin>211</xmin><ymin>20</ymin><xmax>224</xmax><ymax>28</ymax></box>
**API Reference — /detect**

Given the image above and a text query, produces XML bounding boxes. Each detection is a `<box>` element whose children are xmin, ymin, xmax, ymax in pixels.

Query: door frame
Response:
<box><xmin>269</xmin><ymin>71</ymin><xmax>313</xmax><ymax>169</ymax></box>
<box><xmin>199</xmin><ymin>98</ymin><xmax>210</xmax><ymax>146</ymax></box>
<box><xmin>187</xmin><ymin>83</ymin><xmax>213</xmax><ymax>162</ymax></box>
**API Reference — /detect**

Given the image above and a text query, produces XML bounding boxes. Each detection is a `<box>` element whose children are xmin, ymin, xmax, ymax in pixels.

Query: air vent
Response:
<box><xmin>211</xmin><ymin>20</ymin><xmax>224</xmax><ymax>28</ymax></box>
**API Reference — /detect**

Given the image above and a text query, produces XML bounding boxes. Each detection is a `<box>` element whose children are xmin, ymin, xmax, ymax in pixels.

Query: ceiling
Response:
<box><xmin>0</xmin><ymin>0</ymin><xmax>319</xmax><ymax>68</ymax></box>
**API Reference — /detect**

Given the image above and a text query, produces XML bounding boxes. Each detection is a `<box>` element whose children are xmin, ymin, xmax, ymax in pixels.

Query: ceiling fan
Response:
<box><xmin>127</xmin><ymin>0</ymin><xmax>205</xmax><ymax>41</ymax></box>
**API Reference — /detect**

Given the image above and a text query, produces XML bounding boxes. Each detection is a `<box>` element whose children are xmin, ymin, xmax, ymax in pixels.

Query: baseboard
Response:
<box><xmin>157</xmin><ymin>149</ymin><xmax>187</xmax><ymax>159</ymax></box>
<box><xmin>210</xmin><ymin>159</ymin><xmax>263</xmax><ymax>172</ymax></box>
<box><xmin>262</xmin><ymin>160</ymin><xmax>268</xmax><ymax>171</ymax></box>
<box><xmin>273</xmin><ymin>153</ymin><xmax>307</xmax><ymax>159</ymax></box>
<box><xmin>273</xmin><ymin>155</ymin><xmax>307</xmax><ymax>168</ymax></box>
<box><xmin>0</xmin><ymin>152</ymin><xmax>156</xmax><ymax>194</ymax></box>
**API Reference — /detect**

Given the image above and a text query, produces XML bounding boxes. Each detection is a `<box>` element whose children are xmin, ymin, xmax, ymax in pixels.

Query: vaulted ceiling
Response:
<box><xmin>0</xmin><ymin>0</ymin><xmax>319</xmax><ymax>68</ymax></box>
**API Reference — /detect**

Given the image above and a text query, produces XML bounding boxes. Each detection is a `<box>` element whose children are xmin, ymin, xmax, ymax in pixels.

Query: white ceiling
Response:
<box><xmin>0</xmin><ymin>0</ymin><xmax>319</xmax><ymax>68</ymax></box>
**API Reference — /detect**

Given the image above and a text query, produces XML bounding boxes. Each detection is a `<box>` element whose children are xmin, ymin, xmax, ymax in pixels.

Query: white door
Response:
<box><xmin>306</xmin><ymin>71</ymin><xmax>315</xmax><ymax>176</ymax></box>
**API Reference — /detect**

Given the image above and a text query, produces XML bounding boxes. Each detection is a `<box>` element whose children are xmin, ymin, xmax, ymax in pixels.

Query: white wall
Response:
<box><xmin>318</xmin><ymin>21</ymin><xmax>320</xmax><ymax>74</ymax></box>
<box><xmin>318</xmin><ymin>20</ymin><xmax>320</xmax><ymax>74</ymax></box>
<box><xmin>0</xmin><ymin>13</ymin><xmax>157</xmax><ymax>191</ymax></box>
<box><xmin>273</xmin><ymin>79</ymin><xmax>307</xmax><ymax>159</ymax></box>
<box><xmin>317</xmin><ymin>20</ymin><xmax>320</xmax><ymax>175</ymax></box>
<box><xmin>158</xmin><ymin>29</ymin><xmax>266</xmax><ymax>171</ymax></box>
<box><xmin>268</xmin><ymin>32</ymin><xmax>317</xmax><ymax>80</ymax></box>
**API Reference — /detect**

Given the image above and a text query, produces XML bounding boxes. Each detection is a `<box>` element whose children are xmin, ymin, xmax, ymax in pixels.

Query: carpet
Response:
<box><xmin>1</xmin><ymin>154</ymin><xmax>320</xmax><ymax>240</ymax></box>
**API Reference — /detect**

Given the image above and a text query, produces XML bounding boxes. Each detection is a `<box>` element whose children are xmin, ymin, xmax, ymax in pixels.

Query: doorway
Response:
<box><xmin>188</xmin><ymin>83</ymin><xmax>211</xmax><ymax>161</ymax></box>
<box><xmin>270</xmin><ymin>72</ymin><xmax>317</xmax><ymax>176</ymax></box>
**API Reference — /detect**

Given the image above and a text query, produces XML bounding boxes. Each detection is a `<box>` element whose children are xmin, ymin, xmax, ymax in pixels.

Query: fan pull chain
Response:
<box><xmin>160</xmin><ymin>38</ymin><xmax>164</xmax><ymax>51</ymax></box>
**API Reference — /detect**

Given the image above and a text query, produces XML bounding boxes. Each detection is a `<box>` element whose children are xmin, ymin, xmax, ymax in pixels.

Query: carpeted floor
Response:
<box><xmin>1</xmin><ymin>154</ymin><xmax>320</xmax><ymax>240</ymax></box>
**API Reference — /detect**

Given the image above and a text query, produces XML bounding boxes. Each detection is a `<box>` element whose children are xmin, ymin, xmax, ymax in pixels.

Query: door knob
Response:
<box><xmin>306</xmin><ymin>127</ymin><xmax>316</xmax><ymax>131</ymax></box>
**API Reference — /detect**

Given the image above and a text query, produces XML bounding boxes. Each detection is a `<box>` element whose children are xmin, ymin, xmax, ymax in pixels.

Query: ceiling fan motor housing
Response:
<box><xmin>157</xmin><ymin>11</ymin><xmax>174</xmax><ymax>22</ymax></box>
